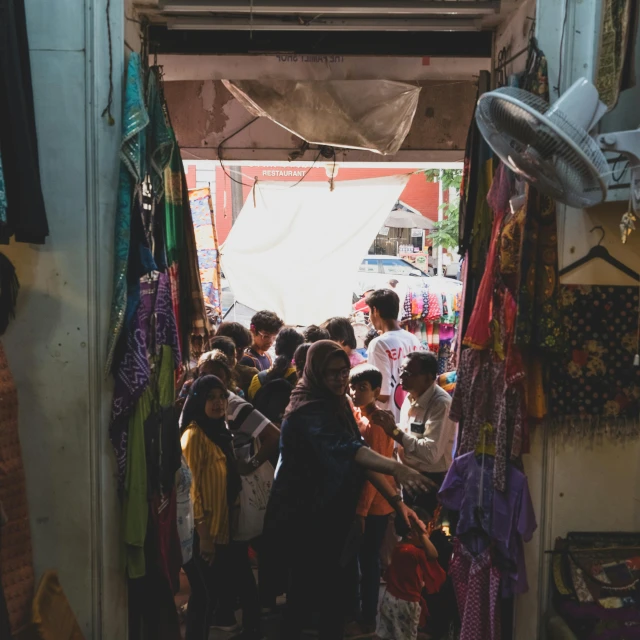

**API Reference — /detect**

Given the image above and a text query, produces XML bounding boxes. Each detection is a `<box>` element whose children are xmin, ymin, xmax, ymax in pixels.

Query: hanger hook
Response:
<box><xmin>590</xmin><ymin>225</ymin><xmax>605</xmax><ymax>246</ymax></box>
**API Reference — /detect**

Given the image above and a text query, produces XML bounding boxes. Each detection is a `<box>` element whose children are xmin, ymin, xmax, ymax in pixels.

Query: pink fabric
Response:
<box><xmin>450</xmin><ymin>541</ymin><xmax>501</xmax><ymax>640</ymax></box>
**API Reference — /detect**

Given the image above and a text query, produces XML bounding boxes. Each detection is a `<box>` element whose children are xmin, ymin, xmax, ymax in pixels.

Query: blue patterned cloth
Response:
<box><xmin>0</xmin><ymin>150</ymin><xmax>7</xmax><ymax>226</ymax></box>
<box><xmin>106</xmin><ymin>53</ymin><xmax>150</xmax><ymax>374</ymax></box>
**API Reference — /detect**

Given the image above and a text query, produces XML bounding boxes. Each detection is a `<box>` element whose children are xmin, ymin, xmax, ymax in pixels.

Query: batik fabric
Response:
<box><xmin>549</xmin><ymin>285</ymin><xmax>640</xmax><ymax>440</ymax></box>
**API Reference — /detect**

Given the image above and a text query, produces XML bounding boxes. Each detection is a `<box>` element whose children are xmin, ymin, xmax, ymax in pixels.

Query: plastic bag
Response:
<box><xmin>234</xmin><ymin>461</ymin><xmax>275</xmax><ymax>542</ymax></box>
<box><xmin>223</xmin><ymin>79</ymin><xmax>421</xmax><ymax>155</ymax></box>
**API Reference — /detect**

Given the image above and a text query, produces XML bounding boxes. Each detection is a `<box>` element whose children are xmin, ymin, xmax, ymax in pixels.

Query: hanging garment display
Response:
<box><xmin>106</xmin><ymin>53</ymin><xmax>150</xmax><ymax>374</ymax></box>
<box><xmin>189</xmin><ymin>187</ymin><xmax>223</xmax><ymax>325</ymax></box>
<box><xmin>440</xmin><ymin>452</ymin><xmax>537</xmax><ymax>597</ymax></box>
<box><xmin>106</xmin><ymin>58</ymin><xmax>206</xmax><ymax>640</ymax></box>
<box><xmin>0</xmin><ymin>0</ymin><xmax>49</xmax><ymax>244</ymax></box>
<box><xmin>463</xmin><ymin>163</ymin><xmax>512</xmax><ymax>350</ymax></box>
<box><xmin>449</xmin><ymin>542</ymin><xmax>502</xmax><ymax>640</ymax></box>
<box><xmin>450</xmin><ymin>349</ymin><xmax>527</xmax><ymax>492</ymax></box>
<box><xmin>595</xmin><ymin>0</ymin><xmax>639</xmax><ymax>109</ymax></box>
<box><xmin>549</xmin><ymin>285</ymin><xmax>640</xmax><ymax>439</ymax></box>
<box><xmin>0</xmin><ymin>342</ymin><xmax>34</xmax><ymax>635</ymax></box>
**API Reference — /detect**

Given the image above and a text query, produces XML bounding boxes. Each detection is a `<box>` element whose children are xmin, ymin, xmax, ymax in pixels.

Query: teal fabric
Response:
<box><xmin>106</xmin><ymin>53</ymin><xmax>150</xmax><ymax>373</ymax></box>
<box><xmin>0</xmin><ymin>151</ymin><xmax>6</xmax><ymax>226</ymax></box>
<box><xmin>147</xmin><ymin>68</ymin><xmax>173</xmax><ymax>203</ymax></box>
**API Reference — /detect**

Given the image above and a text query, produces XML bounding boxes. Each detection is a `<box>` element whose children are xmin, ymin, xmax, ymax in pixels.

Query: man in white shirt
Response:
<box><xmin>377</xmin><ymin>350</ymin><xmax>457</xmax><ymax>511</ymax></box>
<box><xmin>366</xmin><ymin>289</ymin><xmax>422</xmax><ymax>421</ymax></box>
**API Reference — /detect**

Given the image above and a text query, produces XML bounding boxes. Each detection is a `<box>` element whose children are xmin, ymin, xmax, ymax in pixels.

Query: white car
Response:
<box><xmin>355</xmin><ymin>255</ymin><xmax>430</xmax><ymax>295</ymax></box>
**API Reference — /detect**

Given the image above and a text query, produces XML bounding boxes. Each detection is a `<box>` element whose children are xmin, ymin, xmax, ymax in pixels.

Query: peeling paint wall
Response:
<box><xmin>164</xmin><ymin>77</ymin><xmax>476</xmax><ymax>163</ymax></box>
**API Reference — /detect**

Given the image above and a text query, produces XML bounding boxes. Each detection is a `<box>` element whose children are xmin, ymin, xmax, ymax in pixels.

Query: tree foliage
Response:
<box><xmin>424</xmin><ymin>169</ymin><xmax>462</xmax><ymax>250</ymax></box>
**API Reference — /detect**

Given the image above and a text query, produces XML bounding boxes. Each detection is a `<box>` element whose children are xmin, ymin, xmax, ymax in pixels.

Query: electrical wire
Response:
<box><xmin>217</xmin><ymin>117</ymin><xmax>261</xmax><ymax>187</ymax></box>
<box><xmin>611</xmin><ymin>157</ymin><xmax>631</xmax><ymax>183</ymax></box>
<box><xmin>555</xmin><ymin>0</ymin><xmax>570</xmax><ymax>96</ymax></box>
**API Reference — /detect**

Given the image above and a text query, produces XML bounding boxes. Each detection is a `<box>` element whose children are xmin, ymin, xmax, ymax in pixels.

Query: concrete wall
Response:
<box><xmin>2</xmin><ymin>0</ymin><xmax>126</xmax><ymax>636</ymax></box>
<box><xmin>164</xmin><ymin>76</ymin><xmax>478</xmax><ymax>163</ymax></box>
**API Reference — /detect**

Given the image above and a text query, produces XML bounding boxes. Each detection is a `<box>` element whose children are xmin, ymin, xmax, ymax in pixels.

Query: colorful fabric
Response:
<box><xmin>450</xmin><ymin>348</ymin><xmax>527</xmax><ymax>491</ymax></box>
<box><xmin>106</xmin><ymin>52</ymin><xmax>149</xmax><ymax>374</ymax></box>
<box><xmin>450</xmin><ymin>541</ymin><xmax>501</xmax><ymax>640</ymax></box>
<box><xmin>514</xmin><ymin>187</ymin><xmax>565</xmax><ymax>352</ymax></box>
<box><xmin>0</xmin><ymin>343</ymin><xmax>34</xmax><ymax>634</ymax></box>
<box><xmin>376</xmin><ymin>590</ymin><xmax>422</xmax><ymax>640</ymax></box>
<box><xmin>0</xmin><ymin>151</ymin><xmax>7</xmax><ymax>226</ymax></box>
<box><xmin>440</xmin><ymin>453</ymin><xmax>537</xmax><ymax>596</ymax></box>
<box><xmin>189</xmin><ymin>187</ymin><xmax>222</xmax><ymax>321</ymax></box>
<box><xmin>111</xmin><ymin>274</ymin><xmax>181</xmax><ymax>487</ymax></box>
<box><xmin>549</xmin><ymin>285</ymin><xmax>640</xmax><ymax>438</ymax></box>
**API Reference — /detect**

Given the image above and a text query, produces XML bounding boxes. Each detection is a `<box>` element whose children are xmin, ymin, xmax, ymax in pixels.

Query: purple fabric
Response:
<box><xmin>110</xmin><ymin>272</ymin><xmax>181</xmax><ymax>486</ymax></box>
<box><xmin>450</xmin><ymin>540</ymin><xmax>501</xmax><ymax>640</ymax></box>
<box><xmin>439</xmin><ymin>452</ymin><xmax>536</xmax><ymax>596</ymax></box>
<box><xmin>557</xmin><ymin>600</ymin><xmax>640</xmax><ymax>639</ymax></box>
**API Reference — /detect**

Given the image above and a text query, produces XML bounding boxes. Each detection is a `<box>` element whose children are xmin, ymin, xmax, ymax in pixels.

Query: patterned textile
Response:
<box><xmin>0</xmin><ymin>151</ymin><xmax>6</xmax><ymax>225</ymax></box>
<box><xmin>514</xmin><ymin>187</ymin><xmax>565</xmax><ymax>352</ymax></box>
<box><xmin>165</xmin><ymin>150</ymin><xmax>211</xmax><ymax>351</ymax></box>
<box><xmin>147</xmin><ymin>69</ymin><xmax>173</xmax><ymax>205</ymax></box>
<box><xmin>450</xmin><ymin>541</ymin><xmax>501</xmax><ymax>640</ymax></box>
<box><xmin>440</xmin><ymin>453</ymin><xmax>537</xmax><ymax>597</ymax></box>
<box><xmin>111</xmin><ymin>274</ymin><xmax>181</xmax><ymax>487</ymax></box>
<box><xmin>189</xmin><ymin>188</ymin><xmax>222</xmax><ymax>322</ymax></box>
<box><xmin>376</xmin><ymin>590</ymin><xmax>422</xmax><ymax>640</ymax></box>
<box><xmin>462</xmin><ymin>208</ymin><xmax>504</xmax><ymax>350</ymax></box>
<box><xmin>549</xmin><ymin>285</ymin><xmax>640</xmax><ymax>439</ymax></box>
<box><xmin>106</xmin><ymin>52</ymin><xmax>149</xmax><ymax>374</ymax></box>
<box><xmin>450</xmin><ymin>348</ymin><xmax>526</xmax><ymax>491</ymax></box>
<box><xmin>596</xmin><ymin>0</ymin><xmax>637</xmax><ymax>109</ymax></box>
<box><xmin>0</xmin><ymin>343</ymin><xmax>34</xmax><ymax>634</ymax></box>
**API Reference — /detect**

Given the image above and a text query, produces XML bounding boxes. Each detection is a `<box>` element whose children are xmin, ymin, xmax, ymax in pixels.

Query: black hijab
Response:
<box><xmin>182</xmin><ymin>375</ymin><xmax>241</xmax><ymax>508</ymax></box>
<box><xmin>284</xmin><ymin>340</ymin><xmax>359</xmax><ymax>437</ymax></box>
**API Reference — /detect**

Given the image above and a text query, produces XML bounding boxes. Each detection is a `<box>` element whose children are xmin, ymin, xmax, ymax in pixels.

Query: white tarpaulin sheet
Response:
<box><xmin>221</xmin><ymin>175</ymin><xmax>409</xmax><ymax>326</ymax></box>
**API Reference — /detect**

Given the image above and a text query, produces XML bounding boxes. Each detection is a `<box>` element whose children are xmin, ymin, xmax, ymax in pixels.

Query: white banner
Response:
<box><xmin>221</xmin><ymin>175</ymin><xmax>409</xmax><ymax>326</ymax></box>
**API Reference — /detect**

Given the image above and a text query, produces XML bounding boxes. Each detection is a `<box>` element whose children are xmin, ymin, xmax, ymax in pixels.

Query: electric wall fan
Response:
<box><xmin>475</xmin><ymin>78</ymin><xmax>640</xmax><ymax>210</ymax></box>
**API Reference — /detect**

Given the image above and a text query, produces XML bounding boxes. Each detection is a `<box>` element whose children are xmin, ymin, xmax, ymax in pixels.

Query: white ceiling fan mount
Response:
<box><xmin>475</xmin><ymin>77</ymin><xmax>640</xmax><ymax>210</ymax></box>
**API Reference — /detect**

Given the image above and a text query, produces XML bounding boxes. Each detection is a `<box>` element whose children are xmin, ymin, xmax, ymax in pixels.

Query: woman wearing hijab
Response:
<box><xmin>265</xmin><ymin>341</ymin><xmax>435</xmax><ymax>640</ymax></box>
<box><xmin>180</xmin><ymin>375</ymin><xmax>263</xmax><ymax>640</ymax></box>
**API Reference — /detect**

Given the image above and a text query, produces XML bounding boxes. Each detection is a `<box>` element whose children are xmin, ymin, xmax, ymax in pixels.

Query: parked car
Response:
<box><xmin>355</xmin><ymin>255</ymin><xmax>430</xmax><ymax>295</ymax></box>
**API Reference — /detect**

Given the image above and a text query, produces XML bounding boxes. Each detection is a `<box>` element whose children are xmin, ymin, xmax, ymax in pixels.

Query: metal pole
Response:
<box><xmin>437</xmin><ymin>169</ymin><xmax>443</xmax><ymax>276</ymax></box>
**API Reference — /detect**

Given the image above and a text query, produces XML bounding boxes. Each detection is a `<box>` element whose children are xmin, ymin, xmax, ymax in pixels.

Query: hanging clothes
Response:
<box><xmin>462</xmin><ymin>163</ymin><xmax>513</xmax><ymax>350</ymax></box>
<box><xmin>0</xmin><ymin>0</ymin><xmax>49</xmax><ymax>244</ymax></box>
<box><xmin>450</xmin><ymin>349</ymin><xmax>527</xmax><ymax>491</ymax></box>
<box><xmin>111</xmin><ymin>272</ymin><xmax>181</xmax><ymax>489</ymax></box>
<box><xmin>0</xmin><ymin>342</ymin><xmax>34</xmax><ymax>635</ymax></box>
<box><xmin>106</xmin><ymin>53</ymin><xmax>150</xmax><ymax>374</ymax></box>
<box><xmin>439</xmin><ymin>452</ymin><xmax>537</xmax><ymax>597</ymax></box>
<box><xmin>449</xmin><ymin>541</ymin><xmax>502</xmax><ymax>640</ymax></box>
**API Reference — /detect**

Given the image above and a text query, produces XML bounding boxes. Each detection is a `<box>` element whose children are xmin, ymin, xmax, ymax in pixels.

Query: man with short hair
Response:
<box><xmin>377</xmin><ymin>351</ymin><xmax>457</xmax><ymax>509</ymax></box>
<box><xmin>240</xmin><ymin>310</ymin><xmax>284</xmax><ymax>371</ymax></box>
<box><xmin>366</xmin><ymin>289</ymin><xmax>422</xmax><ymax>421</ymax></box>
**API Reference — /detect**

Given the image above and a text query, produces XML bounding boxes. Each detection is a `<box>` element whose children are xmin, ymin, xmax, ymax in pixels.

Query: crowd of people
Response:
<box><xmin>175</xmin><ymin>288</ymin><xmax>459</xmax><ymax>640</ymax></box>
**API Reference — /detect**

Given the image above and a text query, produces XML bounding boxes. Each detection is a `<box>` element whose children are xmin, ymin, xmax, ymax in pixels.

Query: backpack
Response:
<box><xmin>252</xmin><ymin>375</ymin><xmax>294</xmax><ymax>426</ymax></box>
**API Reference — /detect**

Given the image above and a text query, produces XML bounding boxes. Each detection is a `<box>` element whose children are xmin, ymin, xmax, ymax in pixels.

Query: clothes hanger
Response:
<box><xmin>559</xmin><ymin>226</ymin><xmax>640</xmax><ymax>282</ymax></box>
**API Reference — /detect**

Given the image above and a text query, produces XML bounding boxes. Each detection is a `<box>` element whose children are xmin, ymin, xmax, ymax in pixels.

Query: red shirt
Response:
<box><xmin>385</xmin><ymin>543</ymin><xmax>446</xmax><ymax>603</ymax></box>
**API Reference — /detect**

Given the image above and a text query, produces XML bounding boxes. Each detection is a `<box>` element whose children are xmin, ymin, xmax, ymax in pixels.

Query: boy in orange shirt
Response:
<box><xmin>345</xmin><ymin>365</ymin><xmax>397</xmax><ymax>639</ymax></box>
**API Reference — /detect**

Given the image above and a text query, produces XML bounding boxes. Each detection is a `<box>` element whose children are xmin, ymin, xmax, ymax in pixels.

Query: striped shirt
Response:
<box><xmin>181</xmin><ymin>423</ymin><xmax>230</xmax><ymax>545</ymax></box>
